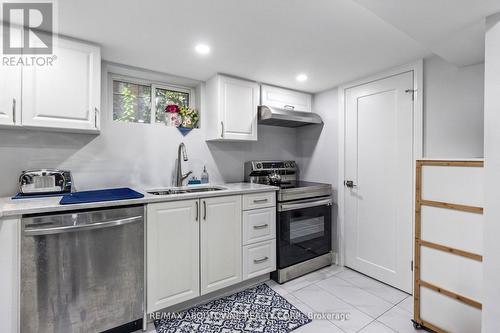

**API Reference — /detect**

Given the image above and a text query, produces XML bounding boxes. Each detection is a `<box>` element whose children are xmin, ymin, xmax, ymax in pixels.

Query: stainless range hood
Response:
<box><xmin>258</xmin><ymin>105</ymin><xmax>323</xmax><ymax>127</ymax></box>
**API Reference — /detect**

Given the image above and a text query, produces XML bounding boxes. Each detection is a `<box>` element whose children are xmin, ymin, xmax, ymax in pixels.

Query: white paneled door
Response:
<box><xmin>344</xmin><ymin>71</ymin><xmax>414</xmax><ymax>293</ymax></box>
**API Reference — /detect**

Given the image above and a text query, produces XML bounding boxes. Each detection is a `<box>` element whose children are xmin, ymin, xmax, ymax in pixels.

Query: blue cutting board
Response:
<box><xmin>59</xmin><ymin>188</ymin><xmax>144</xmax><ymax>205</ymax></box>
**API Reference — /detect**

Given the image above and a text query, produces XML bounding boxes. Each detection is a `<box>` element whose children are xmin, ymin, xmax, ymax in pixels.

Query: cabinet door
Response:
<box><xmin>147</xmin><ymin>200</ymin><xmax>200</xmax><ymax>312</ymax></box>
<box><xmin>22</xmin><ymin>35</ymin><xmax>101</xmax><ymax>131</ymax></box>
<box><xmin>219</xmin><ymin>76</ymin><xmax>259</xmax><ymax>141</ymax></box>
<box><xmin>0</xmin><ymin>26</ymin><xmax>22</xmax><ymax>126</ymax></box>
<box><xmin>0</xmin><ymin>66</ymin><xmax>21</xmax><ymax>126</ymax></box>
<box><xmin>201</xmin><ymin>195</ymin><xmax>242</xmax><ymax>294</ymax></box>
<box><xmin>261</xmin><ymin>85</ymin><xmax>312</xmax><ymax>112</ymax></box>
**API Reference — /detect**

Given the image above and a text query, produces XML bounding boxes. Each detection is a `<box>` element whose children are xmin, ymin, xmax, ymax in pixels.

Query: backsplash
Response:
<box><xmin>0</xmin><ymin>123</ymin><xmax>299</xmax><ymax>197</ymax></box>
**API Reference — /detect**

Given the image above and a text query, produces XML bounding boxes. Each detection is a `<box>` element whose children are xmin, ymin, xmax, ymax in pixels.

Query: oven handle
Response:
<box><xmin>279</xmin><ymin>198</ymin><xmax>332</xmax><ymax>212</ymax></box>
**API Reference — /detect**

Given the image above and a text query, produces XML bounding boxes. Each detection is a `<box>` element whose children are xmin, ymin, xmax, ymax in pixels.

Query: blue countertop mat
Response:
<box><xmin>59</xmin><ymin>188</ymin><xmax>144</xmax><ymax>205</ymax></box>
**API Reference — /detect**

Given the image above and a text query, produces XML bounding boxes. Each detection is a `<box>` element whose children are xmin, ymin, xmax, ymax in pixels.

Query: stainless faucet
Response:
<box><xmin>176</xmin><ymin>142</ymin><xmax>192</xmax><ymax>187</ymax></box>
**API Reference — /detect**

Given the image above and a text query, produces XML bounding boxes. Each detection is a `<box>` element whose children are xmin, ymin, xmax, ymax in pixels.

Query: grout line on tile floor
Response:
<box><xmin>312</xmin><ymin>280</ymin><xmax>383</xmax><ymax>320</ymax></box>
<box><xmin>335</xmin><ymin>268</ymin><xmax>411</xmax><ymax>304</ymax></box>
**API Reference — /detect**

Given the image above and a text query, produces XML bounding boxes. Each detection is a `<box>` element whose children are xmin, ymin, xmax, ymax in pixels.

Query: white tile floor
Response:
<box><xmin>145</xmin><ymin>265</ymin><xmax>419</xmax><ymax>333</ymax></box>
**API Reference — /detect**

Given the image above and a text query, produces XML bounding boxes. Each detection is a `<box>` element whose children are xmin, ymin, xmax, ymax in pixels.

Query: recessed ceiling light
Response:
<box><xmin>296</xmin><ymin>74</ymin><xmax>308</xmax><ymax>82</ymax></box>
<box><xmin>195</xmin><ymin>44</ymin><xmax>210</xmax><ymax>55</ymax></box>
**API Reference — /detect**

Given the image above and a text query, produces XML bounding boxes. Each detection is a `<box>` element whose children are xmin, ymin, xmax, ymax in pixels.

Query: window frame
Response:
<box><xmin>111</xmin><ymin>75</ymin><xmax>153</xmax><ymax>124</ymax></box>
<box><xmin>151</xmin><ymin>83</ymin><xmax>194</xmax><ymax>125</ymax></box>
<box><xmin>108</xmin><ymin>70</ymin><xmax>197</xmax><ymax>126</ymax></box>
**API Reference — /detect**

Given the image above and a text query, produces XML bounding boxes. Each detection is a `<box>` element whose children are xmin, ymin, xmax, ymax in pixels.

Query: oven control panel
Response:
<box><xmin>249</xmin><ymin>161</ymin><xmax>296</xmax><ymax>171</ymax></box>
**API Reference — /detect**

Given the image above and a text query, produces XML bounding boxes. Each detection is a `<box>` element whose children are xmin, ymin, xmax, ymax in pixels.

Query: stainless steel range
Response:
<box><xmin>245</xmin><ymin>160</ymin><xmax>333</xmax><ymax>283</ymax></box>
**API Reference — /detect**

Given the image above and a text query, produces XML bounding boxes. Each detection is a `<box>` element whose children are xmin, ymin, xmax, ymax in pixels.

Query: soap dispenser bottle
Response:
<box><xmin>201</xmin><ymin>166</ymin><xmax>209</xmax><ymax>184</ymax></box>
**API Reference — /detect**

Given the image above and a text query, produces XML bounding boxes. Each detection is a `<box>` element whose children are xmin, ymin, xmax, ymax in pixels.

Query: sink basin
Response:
<box><xmin>148</xmin><ymin>186</ymin><xmax>226</xmax><ymax>196</ymax></box>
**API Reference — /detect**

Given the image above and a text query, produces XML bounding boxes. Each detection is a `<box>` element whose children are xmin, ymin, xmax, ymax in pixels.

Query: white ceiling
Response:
<box><xmin>352</xmin><ymin>0</ymin><xmax>500</xmax><ymax>67</ymax></box>
<box><xmin>57</xmin><ymin>0</ymin><xmax>500</xmax><ymax>92</ymax></box>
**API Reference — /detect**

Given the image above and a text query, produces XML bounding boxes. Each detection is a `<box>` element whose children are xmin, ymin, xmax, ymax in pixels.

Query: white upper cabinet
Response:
<box><xmin>21</xmin><ymin>35</ymin><xmax>101</xmax><ymax>132</ymax></box>
<box><xmin>0</xmin><ymin>66</ymin><xmax>21</xmax><ymax>127</ymax></box>
<box><xmin>205</xmin><ymin>74</ymin><xmax>259</xmax><ymax>141</ymax></box>
<box><xmin>261</xmin><ymin>84</ymin><xmax>312</xmax><ymax>112</ymax></box>
<box><xmin>0</xmin><ymin>26</ymin><xmax>22</xmax><ymax>127</ymax></box>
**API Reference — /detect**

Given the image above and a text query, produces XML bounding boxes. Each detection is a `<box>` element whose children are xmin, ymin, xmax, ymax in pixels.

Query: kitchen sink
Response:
<box><xmin>148</xmin><ymin>186</ymin><xmax>226</xmax><ymax>196</ymax></box>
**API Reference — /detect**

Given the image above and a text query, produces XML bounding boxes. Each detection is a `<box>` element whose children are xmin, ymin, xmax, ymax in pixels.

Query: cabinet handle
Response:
<box><xmin>203</xmin><ymin>201</ymin><xmax>207</xmax><ymax>220</ymax></box>
<box><xmin>220</xmin><ymin>121</ymin><xmax>224</xmax><ymax>138</ymax></box>
<box><xmin>253</xmin><ymin>198</ymin><xmax>268</xmax><ymax>203</ymax></box>
<box><xmin>195</xmin><ymin>201</ymin><xmax>199</xmax><ymax>221</ymax></box>
<box><xmin>253</xmin><ymin>224</ymin><xmax>269</xmax><ymax>229</ymax></box>
<box><xmin>254</xmin><ymin>256</ymin><xmax>269</xmax><ymax>264</ymax></box>
<box><xmin>284</xmin><ymin>105</ymin><xmax>295</xmax><ymax>111</ymax></box>
<box><xmin>12</xmin><ymin>98</ymin><xmax>16</xmax><ymax>123</ymax></box>
<box><xmin>94</xmin><ymin>107</ymin><xmax>99</xmax><ymax>128</ymax></box>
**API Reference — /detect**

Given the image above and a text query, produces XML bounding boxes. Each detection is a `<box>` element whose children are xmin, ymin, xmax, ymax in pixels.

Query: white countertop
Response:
<box><xmin>0</xmin><ymin>183</ymin><xmax>278</xmax><ymax>218</ymax></box>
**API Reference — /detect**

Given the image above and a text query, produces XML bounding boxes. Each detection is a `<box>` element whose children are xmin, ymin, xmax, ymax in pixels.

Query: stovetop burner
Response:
<box><xmin>244</xmin><ymin>160</ymin><xmax>332</xmax><ymax>201</ymax></box>
<box><xmin>275</xmin><ymin>180</ymin><xmax>325</xmax><ymax>189</ymax></box>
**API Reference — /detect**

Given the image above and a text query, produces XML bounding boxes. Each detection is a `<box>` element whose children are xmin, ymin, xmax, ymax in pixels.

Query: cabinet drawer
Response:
<box><xmin>243</xmin><ymin>192</ymin><xmax>276</xmax><ymax>210</ymax></box>
<box><xmin>243</xmin><ymin>208</ymin><xmax>276</xmax><ymax>245</ymax></box>
<box><xmin>243</xmin><ymin>240</ymin><xmax>276</xmax><ymax>280</ymax></box>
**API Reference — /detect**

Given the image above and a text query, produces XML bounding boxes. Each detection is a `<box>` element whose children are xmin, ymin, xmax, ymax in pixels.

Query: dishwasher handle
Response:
<box><xmin>24</xmin><ymin>215</ymin><xmax>143</xmax><ymax>236</ymax></box>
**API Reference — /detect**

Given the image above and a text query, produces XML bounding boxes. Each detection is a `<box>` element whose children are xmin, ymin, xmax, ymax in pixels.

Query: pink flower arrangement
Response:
<box><xmin>165</xmin><ymin>104</ymin><xmax>179</xmax><ymax>113</ymax></box>
<box><xmin>166</xmin><ymin>112</ymin><xmax>182</xmax><ymax>127</ymax></box>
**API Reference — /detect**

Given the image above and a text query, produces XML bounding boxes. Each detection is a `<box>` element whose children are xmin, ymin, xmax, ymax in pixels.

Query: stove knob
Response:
<box><xmin>284</xmin><ymin>162</ymin><xmax>290</xmax><ymax>168</ymax></box>
<box><xmin>290</xmin><ymin>161</ymin><xmax>295</xmax><ymax>168</ymax></box>
<box><xmin>256</xmin><ymin>163</ymin><xmax>262</xmax><ymax>169</ymax></box>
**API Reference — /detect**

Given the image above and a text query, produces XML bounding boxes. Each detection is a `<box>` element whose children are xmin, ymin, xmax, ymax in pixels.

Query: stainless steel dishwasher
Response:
<box><xmin>21</xmin><ymin>205</ymin><xmax>145</xmax><ymax>333</ymax></box>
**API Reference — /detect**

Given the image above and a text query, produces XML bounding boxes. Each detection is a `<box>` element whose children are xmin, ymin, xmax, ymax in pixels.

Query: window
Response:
<box><xmin>111</xmin><ymin>75</ymin><xmax>196</xmax><ymax>126</ymax></box>
<box><xmin>154</xmin><ymin>86</ymin><xmax>190</xmax><ymax>124</ymax></box>
<box><xmin>113</xmin><ymin>80</ymin><xmax>151</xmax><ymax>123</ymax></box>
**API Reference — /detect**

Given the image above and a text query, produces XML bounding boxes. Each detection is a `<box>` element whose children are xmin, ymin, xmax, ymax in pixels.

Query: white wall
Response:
<box><xmin>297</xmin><ymin>56</ymin><xmax>485</xmax><ymax>262</ymax></box>
<box><xmin>482</xmin><ymin>13</ymin><xmax>500</xmax><ymax>333</ymax></box>
<box><xmin>297</xmin><ymin>88</ymin><xmax>339</xmax><ymax>188</ymax></box>
<box><xmin>297</xmin><ymin>88</ymin><xmax>339</xmax><ymax>255</ymax></box>
<box><xmin>0</xmin><ymin>66</ymin><xmax>299</xmax><ymax>197</ymax></box>
<box><xmin>299</xmin><ymin>56</ymin><xmax>485</xmax><ymax>183</ymax></box>
<box><xmin>424</xmin><ymin>55</ymin><xmax>484</xmax><ymax>158</ymax></box>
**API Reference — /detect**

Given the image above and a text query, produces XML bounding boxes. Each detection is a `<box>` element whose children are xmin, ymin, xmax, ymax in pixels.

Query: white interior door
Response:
<box><xmin>344</xmin><ymin>71</ymin><xmax>414</xmax><ymax>293</ymax></box>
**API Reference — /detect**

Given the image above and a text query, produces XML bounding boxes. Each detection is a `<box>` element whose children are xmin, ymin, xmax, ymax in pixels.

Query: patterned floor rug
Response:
<box><xmin>154</xmin><ymin>283</ymin><xmax>312</xmax><ymax>333</ymax></box>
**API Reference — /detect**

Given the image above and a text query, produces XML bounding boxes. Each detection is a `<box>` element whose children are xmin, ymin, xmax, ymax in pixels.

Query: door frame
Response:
<box><xmin>336</xmin><ymin>60</ymin><xmax>423</xmax><ymax>287</ymax></box>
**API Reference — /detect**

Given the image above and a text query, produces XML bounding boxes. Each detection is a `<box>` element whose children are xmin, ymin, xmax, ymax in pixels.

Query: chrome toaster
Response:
<box><xmin>18</xmin><ymin>169</ymin><xmax>73</xmax><ymax>195</ymax></box>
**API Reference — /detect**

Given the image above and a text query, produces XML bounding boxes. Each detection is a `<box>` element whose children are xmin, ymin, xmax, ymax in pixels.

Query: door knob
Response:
<box><xmin>344</xmin><ymin>180</ymin><xmax>357</xmax><ymax>188</ymax></box>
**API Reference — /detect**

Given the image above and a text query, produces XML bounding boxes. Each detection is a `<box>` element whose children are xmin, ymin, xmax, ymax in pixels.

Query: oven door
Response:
<box><xmin>277</xmin><ymin>196</ymin><xmax>332</xmax><ymax>269</ymax></box>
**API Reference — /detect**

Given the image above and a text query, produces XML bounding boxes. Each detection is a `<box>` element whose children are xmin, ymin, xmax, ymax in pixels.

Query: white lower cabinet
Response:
<box><xmin>241</xmin><ymin>194</ymin><xmax>277</xmax><ymax>280</ymax></box>
<box><xmin>201</xmin><ymin>195</ymin><xmax>242</xmax><ymax>294</ymax></box>
<box><xmin>243</xmin><ymin>240</ymin><xmax>276</xmax><ymax>280</ymax></box>
<box><xmin>147</xmin><ymin>200</ymin><xmax>200</xmax><ymax>312</ymax></box>
<box><xmin>146</xmin><ymin>192</ymin><xmax>276</xmax><ymax>312</ymax></box>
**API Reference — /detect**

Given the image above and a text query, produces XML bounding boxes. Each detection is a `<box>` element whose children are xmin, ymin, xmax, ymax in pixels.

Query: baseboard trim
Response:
<box><xmin>146</xmin><ymin>274</ymin><xmax>269</xmax><ymax>323</ymax></box>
